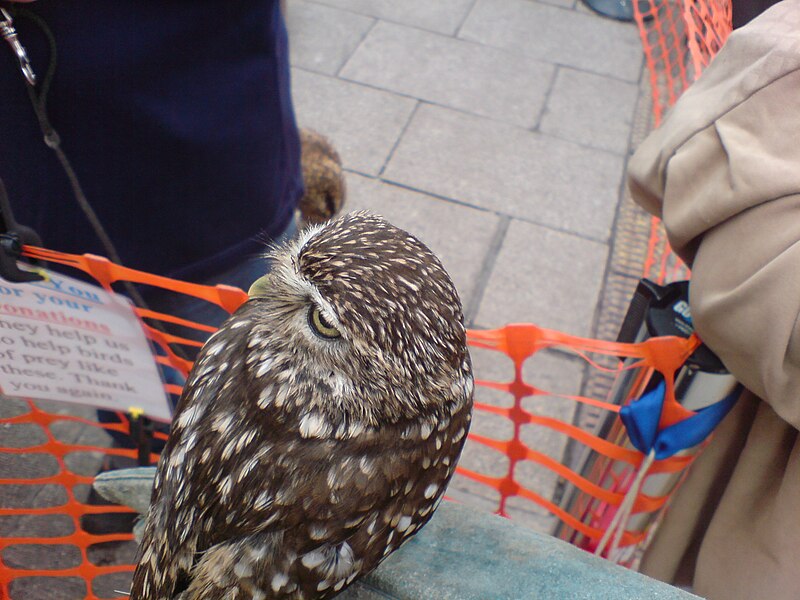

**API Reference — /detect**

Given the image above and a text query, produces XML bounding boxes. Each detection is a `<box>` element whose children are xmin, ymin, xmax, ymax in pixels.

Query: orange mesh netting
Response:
<box><xmin>634</xmin><ymin>0</ymin><xmax>731</xmax><ymax>127</ymax></box>
<box><xmin>0</xmin><ymin>401</ymin><xmax>168</xmax><ymax>599</ymax></box>
<box><xmin>3</xmin><ymin>246</ymin><xmax>699</xmax><ymax>596</ymax></box>
<box><xmin>455</xmin><ymin>324</ymin><xmax>701</xmax><ymax>554</ymax></box>
<box><xmin>633</xmin><ymin>0</ymin><xmax>732</xmax><ymax>282</ymax></box>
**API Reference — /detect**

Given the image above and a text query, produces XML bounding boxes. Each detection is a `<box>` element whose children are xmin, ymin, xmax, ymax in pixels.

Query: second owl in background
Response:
<box><xmin>297</xmin><ymin>129</ymin><xmax>347</xmax><ymax>227</ymax></box>
<box><xmin>130</xmin><ymin>212</ymin><xmax>474</xmax><ymax>600</ymax></box>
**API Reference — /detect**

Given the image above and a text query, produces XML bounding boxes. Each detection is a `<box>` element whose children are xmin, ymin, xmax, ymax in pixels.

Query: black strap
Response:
<box><xmin>0</xmin><ymin>176</ymin><xmax>43</xmax><ymax>283</ymax></box>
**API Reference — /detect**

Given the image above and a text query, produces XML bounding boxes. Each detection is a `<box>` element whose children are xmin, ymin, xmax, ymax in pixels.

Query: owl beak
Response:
<box><xmin>248</xmin><ymin>275</ymin><xmax>271</xmax><ymax>298</ymax></box>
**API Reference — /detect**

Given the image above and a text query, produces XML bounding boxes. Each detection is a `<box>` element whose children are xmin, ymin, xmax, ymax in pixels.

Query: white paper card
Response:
<box><xmin>0</xmin><ymin>268</ymin><xmax>171</xmax><ymax>421</ymax></box>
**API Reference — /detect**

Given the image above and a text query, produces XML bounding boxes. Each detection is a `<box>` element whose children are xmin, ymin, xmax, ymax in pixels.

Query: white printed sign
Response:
<box><xmin>0</xmin><ymin>269</ymin><xmax>171</xmax><ymax>421</ymax></box>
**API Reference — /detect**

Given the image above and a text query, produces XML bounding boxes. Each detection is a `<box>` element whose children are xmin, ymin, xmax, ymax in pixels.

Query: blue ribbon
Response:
<box><xmin>620</xmin><ymin>380</ymin><xmax>740</xmax><ymax>460</ymax></box>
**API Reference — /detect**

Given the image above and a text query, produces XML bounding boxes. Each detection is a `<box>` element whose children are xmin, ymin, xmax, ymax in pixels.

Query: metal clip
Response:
<box><xmin>0</xmin><ymin>7</ymin><xmax>36</xmax><ymax>86</ymax></box>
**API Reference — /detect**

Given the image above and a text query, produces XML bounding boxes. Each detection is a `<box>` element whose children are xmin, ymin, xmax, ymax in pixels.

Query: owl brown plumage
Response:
<box><xmin>297</xmin><ymin>129</ymin><xmax>346</xmax><ymax>227</ymax></box>
<box><xmin>130</xmin><ymin>212</ymin><xmax>473</xmax><ymax>600</ymax></box>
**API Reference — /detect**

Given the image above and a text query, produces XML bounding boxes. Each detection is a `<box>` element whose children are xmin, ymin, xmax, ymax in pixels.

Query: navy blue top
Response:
<box><xmin>0</xmin><ymin>1</ymin><xmax>303</xmax><ymax>282</ymax></box>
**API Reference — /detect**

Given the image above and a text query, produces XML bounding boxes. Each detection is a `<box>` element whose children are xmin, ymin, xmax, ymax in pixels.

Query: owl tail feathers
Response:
<box><xmin>130</xmin><ymin>528</ymin><xmax>191</xmax><ymax>600</ymax></box>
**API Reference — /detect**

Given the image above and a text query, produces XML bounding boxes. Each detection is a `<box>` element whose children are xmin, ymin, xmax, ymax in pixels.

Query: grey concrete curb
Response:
<box><xmin>95</xmin><ymin>468</ymin><xmax>700</xmax><ymax>599</ymax></box>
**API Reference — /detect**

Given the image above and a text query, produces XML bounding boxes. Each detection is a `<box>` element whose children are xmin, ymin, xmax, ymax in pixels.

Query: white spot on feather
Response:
<box><xmin>359</xmin><ymin>457</ymin><xmax>375</xmax><ymax>476</ymax></box>
<box><xmin>419</xmin><ymin>421</ymin><xmax>433</xmax><ymax>440</ymax></box>
<box><xmin>249</xmin><ymin>545</ymin><xmax>268</xmax><ymax>561</ymax></box>
<box><xmin>299</xmin><ymin>412</ymin><xmax>331</xmax><ymax>438</ymax></box>
<box><xmin>256</xmin><ymin>357</ymin><xmax>274</xmax><ymax>378</ymax></box>
<box><xmin>204</xmin><ymin>341</ymin><xmax>227</xmax><ymax>357</ymax></box>
<box><xmin>222</xmin><ymin>437</ymin><xmax>239</xmax><ymax>461</ymax></box>
<box><xmin>181</xmin><ymin>431</ymin><xmax>198</xmax><ymax>452</ymax></box>
<box><xmin>257</xmin><ymin>385</ymin><xmax>274</xmax><ymax>409</ymax></box>
<box><xmin>234</xmin><ymin>560</ymin><xmax>252</xmax><ymax>578</ymax></box>
<box><xmin>274</xmin><ymin>385</ymin><xmax>291</xmax><ymax>408</ymax></box>
<box><xmin>237</xmin><ymin>456</ymin><xmax>260</xmax><ymax>483</ymax></box>
<box><xmin>212</xmin><ymin>413</ymin><xmax>235</xmax><ymax>435</ymax></box>
<box><xmin>218</xmin><ymin>475</ymin><xmax>232</xmax><ymax>500</ymax></box>
<box><xmin>236</xmin><ymin>429</ymin><xmax>257</xmax><ymax>452</ymax></box>
<box><xmin>309</xmin><ymin>524</ymin><xmax>329</xmax><ymax>540</ymax></box>
<box><xmin>174</xmin><ymin>404</ymin><xmax>205</xmax><ymax>430</ymax></box>
<box><xmin>346</xmin><ymin>421</ymin><xmax>366</xmax><ymax>438</ymax></box>
<box><xmin>271</xmin><ymin>573</ymin><xmax>289</xmax><ymax>593</ymax></box>
<box><xmin>301</xmin><ymin>549</ymin><xmax>327</xmax><ymax>569</ymax></box>
<box><xmin>254</xmin><ymin>490</ymin><xmax>272</xmax><ymax>511</ymax></box>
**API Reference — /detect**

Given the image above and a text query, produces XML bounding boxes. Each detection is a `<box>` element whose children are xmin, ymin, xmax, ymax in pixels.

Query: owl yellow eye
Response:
<box><xmin>308</xmin><ymin>306</ymin><xmax>341</xmax><ymax>339</ymax></box>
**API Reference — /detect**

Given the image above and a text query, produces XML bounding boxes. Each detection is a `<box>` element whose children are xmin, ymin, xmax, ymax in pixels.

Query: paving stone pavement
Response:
<box><xmin>287</xmin><ymin>0</ymin><xmax>646</xmax><ymax>532</ymax></box>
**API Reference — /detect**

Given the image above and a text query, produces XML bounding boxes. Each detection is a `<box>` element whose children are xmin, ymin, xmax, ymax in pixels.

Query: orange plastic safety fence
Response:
<box><xmin>2</xmin><ymin>224</ymin><xmax>704</xmax><ymax>599</ymax></box>
<box><xmin>0</xmin><ymin>401</ymin><xmax>167</xmax><ymax>599</ymax></box>
<box><xmin>683</xmin><ymin>0</ymin><xmax>732</xmax><ymax>78</ymax></box>
<box><xmin>634</xmin><ymin>0</ymin><xmax>731</xmax><ymax>127</ymax></box>
<box><xmin>452</xmin><ymin>324</ymin><xmax>701</xmax><ymax>556</ymax></box>
<box><xmin>633</xmin><ymin>0</ymin><xmax>732</xmax><ymax>283</ymax></box>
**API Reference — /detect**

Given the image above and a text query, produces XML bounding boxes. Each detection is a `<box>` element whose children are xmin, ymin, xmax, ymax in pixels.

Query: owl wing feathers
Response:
<box><xmin>132</xmin><ymin>326</ymin><xmax>430</xmax><ymax>599</ymax></box>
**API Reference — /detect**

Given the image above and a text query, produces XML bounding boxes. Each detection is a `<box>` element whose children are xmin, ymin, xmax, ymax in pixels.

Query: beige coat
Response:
<box><xmin>627</xmin><ymin>1</ymin><xmax>800</xmax><ymax>597</ymax></box>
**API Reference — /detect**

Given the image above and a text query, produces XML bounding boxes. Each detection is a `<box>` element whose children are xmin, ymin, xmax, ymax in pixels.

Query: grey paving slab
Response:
<box><xmin>383</xmin><ymin>104</ymin><xmax>623</xmax><ymax>241</ymax></box>
<box><xmin>459</xmin><ymin>0</ymin><xmax>643</xmax><ymax>82</ymax></box>
<box><xmin>286</xmin><ymin>0</ymin><xmax>375</xmax><ymax>75</ymax></box>
<box><xmin>310</xmin><ymin>0</ymin><xmax>475</xmax><ymax>35</ymax></box>
<box><xmin>475</xmin><ymin>219</ymin><xmax>609</xmax><ymax>335</ymax></box>
<box><xmin>542</xmin><ymin>67</ymin><xmax>640</xmax><ymax>154</ymax></box>
<box><xmin>522</xmin><ymin>347</ymin><xmax>588</xmax><ymax>397</ymax></box>
<box><xmin>340</xmin><ymin>22</ymin><xmax>554</xmax><ymax>128</ymax></box>
<box><xmin>291</xmin><ymin>69</ymin><xmax>417</xmax><ymax>175</ymax></box>
<box><xmin>344</xmin><ymin>173</ymin><xmax>499</xmax><ymax>312</ymax></box>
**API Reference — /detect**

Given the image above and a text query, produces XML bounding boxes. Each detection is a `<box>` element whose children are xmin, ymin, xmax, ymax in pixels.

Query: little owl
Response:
<box><xmin>130</xmin><ymin>212</ymin><xmax>474</xmax><ymax>600</ymax></box>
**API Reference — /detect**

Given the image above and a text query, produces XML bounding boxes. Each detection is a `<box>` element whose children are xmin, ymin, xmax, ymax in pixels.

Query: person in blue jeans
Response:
<box><xmin>0</xmin><ymin>1</ymin><xmax>304</xmax><ymax>527</ymax></box>
<box><xmin>1</xmin><ymin>1</ymin><xmax>302</xmax><ymax>288</ymax></box>
<box><xmin>1</xmin><ymin>0</ymin><xmax>302</xmax><ymax>355</ymax></box>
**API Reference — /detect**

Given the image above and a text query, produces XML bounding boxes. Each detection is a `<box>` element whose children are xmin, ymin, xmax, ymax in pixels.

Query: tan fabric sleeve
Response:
<box><xmin>692</xmin><ymin>400</ymin><xmax>800</xmax><ymax>599</ymax></box>
<box><xmin>627</xmin><ymin>0</ymin><xmax>800</xmax><ymax>430</ymax></box>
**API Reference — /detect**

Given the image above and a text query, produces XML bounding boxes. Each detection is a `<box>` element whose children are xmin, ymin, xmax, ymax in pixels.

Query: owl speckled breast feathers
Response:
<box><xmin>130</xmin><ymin>212</ymin><xmax>474</xmax><ymax>600</ymax></box>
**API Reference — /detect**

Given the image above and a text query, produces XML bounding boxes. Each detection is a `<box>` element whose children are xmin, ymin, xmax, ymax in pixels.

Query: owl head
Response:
<box><xmin>241</xmin><ymin>211</ymin><xmax>472</xmax><ymax>436</ymax></box>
